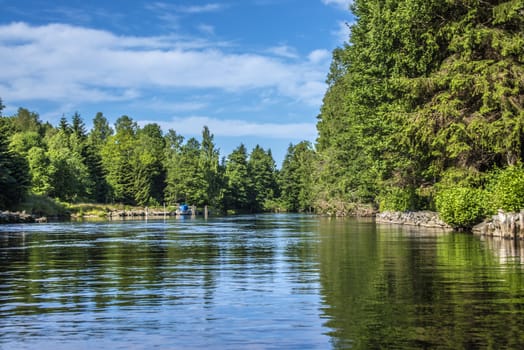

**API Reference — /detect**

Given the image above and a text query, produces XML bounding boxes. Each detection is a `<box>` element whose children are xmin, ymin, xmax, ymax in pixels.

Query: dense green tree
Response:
<box><xmin>71</xmin><ymin>112</ymin><xmax>87</xmax><ymax>141</ymax></box>
<box><xmin>224</xmin><ymin>144</ymin><xmax>251</xmax><ymax>212</ymax></box>
<box><xmin>46</xmin><ymin>128</ymin><xmax>92</xmax><ymax>201</ymax></box>
<box><xmin>10</xmin><ymin>108</ymin><xmax>42</xmax><ymax>134</ymax></box>
<box><xmin>132</xmin><ymin>123</ymin><xmax>166</xmax><ymax>205</ymax></box>
<box><xmin>85</xmin><ymin>113</ymin><xmax>112</xmax><ymax>203</ymax></box>
<box><xmin>164</xmin><ymin>129</ymin><xmax>185</xmax><ymax>205</ymax></box>
<box><xmin>89</xmin><ymin>112</ymin><xmax>113</xmax><ymax>147</ymax></box>
<box><xmin>8</xmin><ymin>131</ymin><xmax>43</xmax><ymax>157</ymax></box>
<box><xmin>316</xmin><ymin>0</ymin><xmax>524</xmax><ymax>216</ymax></box>
<box><xmin>0</xmin><ymin>119</ymin><xmax>30</xmax><ymax>208</ymax></box>
<box><xmin>26</xmin><ymin>146</ymin><xmax>53</xmax><ymax>196</ymax></box>
<box><xmin>58</xmin><ymin>116</ymin><xmax>70</xmax><ymax>134</ymax></box>
<box><xmin>199</xmin><ymin>126</ymin><xmax>221</xmax><ymax>207</ymax></box>
<box><xmin>279</xmin><ymin>142</ymin><xmax>316</xmax><ymax>212</ymax></box>
<box><xmin>247</xmin><ymin>145</ymin><xmax>278</xmax><ymax>212</ymax></box>
<box><xmin>164</xmin><ymin>127</ymin><xmax>222</xmax><ymax>208</ymax></box>
<box><xmin>164</xmin><ymin>137</ymin><xmax>206</xmax><ymax>206</ymax></box>
<box><xmin>101</xmin><ymin>115</ymin><xmax>138</xmax><ymax>204</ymax></box>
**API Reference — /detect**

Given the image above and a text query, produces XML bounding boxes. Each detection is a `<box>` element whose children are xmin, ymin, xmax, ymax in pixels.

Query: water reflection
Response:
<box><xmin>1</xmin><ymin>215</ymin><xmax>524</xmax><ymax>349</ymax></box>
<box><xmin>0</xmin><ymin>215</ymin><xmax>331</xmax><ymax>349</ymax></box>
<box><xmin>482</xmin><ymin>236</ymin><xmax>524</xmax><ymax>265</ymax></box>
<box><xmin>318</xmin><ymin>219</ymin><xmax>524</xmax><ymax>349</ymax></box>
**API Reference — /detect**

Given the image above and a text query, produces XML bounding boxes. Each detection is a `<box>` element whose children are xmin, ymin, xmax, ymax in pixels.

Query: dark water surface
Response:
<box><xmin>1</xmin><ymin>214</ymin><xmax>524</xmax><ymax>349</ymax></box>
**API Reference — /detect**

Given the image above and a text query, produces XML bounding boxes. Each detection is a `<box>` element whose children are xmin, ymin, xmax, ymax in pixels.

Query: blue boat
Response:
<box><xmin>176</xmin><ymin>204</ymin><xmax>192</xmax><ymax>216</ymax></box>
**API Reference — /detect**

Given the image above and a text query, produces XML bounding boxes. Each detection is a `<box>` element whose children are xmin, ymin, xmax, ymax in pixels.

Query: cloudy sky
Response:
<box><xmin>0</xmin><ymin>0</ymin><xmax>354</xmax><ymax>165</ymax></box>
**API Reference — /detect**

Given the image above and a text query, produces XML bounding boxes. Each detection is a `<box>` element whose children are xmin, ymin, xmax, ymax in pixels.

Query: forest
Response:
<box><xmin>312</xmin><ymin>0</ymin><xmax>524</xmax><ymax>227</ymax></box>
<box><xmin>1</xmin><ymin>0</ymin><xmax>523</xmax><ymax>228</ymax></box>
<box><xmin>0</xmin><ymin>103</ymin><xmax>316</xmax><ymax>215</ymax></box>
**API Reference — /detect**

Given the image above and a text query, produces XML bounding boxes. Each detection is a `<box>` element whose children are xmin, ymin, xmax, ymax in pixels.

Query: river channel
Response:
<box><xmin>1</xmin><ymin>214</ymin><xmax>524</xmax><ymax>349</ymax></box>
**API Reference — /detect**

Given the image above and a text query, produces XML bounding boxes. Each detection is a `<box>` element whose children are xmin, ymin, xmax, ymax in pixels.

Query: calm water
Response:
<box><xmin>1</xmin><ymin>214</ymin><xmax>524</xmax><ymax>349</ymax></box>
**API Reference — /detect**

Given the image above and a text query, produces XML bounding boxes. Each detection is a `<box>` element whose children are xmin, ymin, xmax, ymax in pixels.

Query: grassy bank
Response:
<box><xmin>12</xmin><ymin>195</ymin><xmax>178</xmax><ymax>219</ymax></box>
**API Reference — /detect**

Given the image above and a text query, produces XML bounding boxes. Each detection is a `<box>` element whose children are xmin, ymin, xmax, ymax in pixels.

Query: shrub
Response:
<box><xmin>435</xmin><ymin>186</ymin><xmax>487</xmax><ymax>228</ymax></box>
<box><xmin>486</xmin><ymin>165</ymin><xmax>524</xmax><ymax>213</ymax></box>
<box><xmin>378</xmin><ymin>187</ymin><xmax>418</xmax><ymax>212</ymax></box>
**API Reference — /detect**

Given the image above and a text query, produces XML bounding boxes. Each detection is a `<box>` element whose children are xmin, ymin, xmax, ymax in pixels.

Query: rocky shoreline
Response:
<box><xmin>375</xmin><ymin>211</ymin><xmax>451</xmax><ymax>229</ymax></box>
<box><xmin>472</xmin><ymin>210</ymin><xmax>524</xmax><ymax>240</ymax></box>
<box><xmin>0</xmin><ymin>211</ymin><xmax>46</xmax><ymax>224</ymax></box>
<box><xmin>3</xmin><ymin>207</ymin><xmax>522</xmax><ymax>240</ymax></box>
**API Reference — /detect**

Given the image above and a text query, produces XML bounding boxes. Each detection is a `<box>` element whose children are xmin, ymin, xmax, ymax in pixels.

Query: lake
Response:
<box><xmin>1</xmin><ymin>214</ymin><xmax>524</xmax><ymax>349</ymax></box>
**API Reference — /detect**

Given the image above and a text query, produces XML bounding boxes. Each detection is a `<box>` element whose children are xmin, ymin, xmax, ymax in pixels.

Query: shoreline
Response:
<box><xmin>3</xmin><ymin>207</ymin><xmax>523</xmax><ymax>241</ymax></box>
<box><xmin>375</xmin><ymin>211</ymin><xmax>451</xmax><ymax>229</ymax></box>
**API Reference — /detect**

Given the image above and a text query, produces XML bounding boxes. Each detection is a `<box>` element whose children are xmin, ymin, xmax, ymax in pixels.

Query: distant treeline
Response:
<box><xmin>0</xmin><ymin>103</ymin><xmax>313</xmax><ymax>214</ymax></box>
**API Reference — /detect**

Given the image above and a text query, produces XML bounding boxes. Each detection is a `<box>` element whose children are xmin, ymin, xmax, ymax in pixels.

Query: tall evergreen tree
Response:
<box><xmin>279</xmin><ymin>142</ymin><xmax>315</xmax><ymax>212</ymax></box>
<box><xmin>164</xmin><ymin>129</ymin><xmax>185</xmax><ymax>205</ymax></box>
<box><xmin>86</xmin><ymin>112</ymin><xmax>112</xmax><ymax>203</ymax></box>
<box><xmin>165</xmin><ymin>137</ymin><xmax>206</xmax><ymax>206</ymax></box>
<box><xmin>0</xmin><ymin>119</ymin><xmax>30</xmax><ymax>208</ymax></box>
<box><xmin>224</xmin><ymin>144</ymin><xmax>251</xmax><ymax>212</ymax></box>
<box><xmin>247</xmin><ymin>145</ymin><xmax>278</xmax><ymax>212</ymax></box>
<box><xmin>200</xmin><ymin>126</ymin><xmax>221</xmax><ymax>208</ymax></box>
<box><xmin>133</xmin><ymin>123</ymin><xmax>166</xmax><ymax>205</ymax></box>
<box><xmin>101</xmin><ymin>115</ymin><xmax>138</xmax><ymax>204</ymax></box>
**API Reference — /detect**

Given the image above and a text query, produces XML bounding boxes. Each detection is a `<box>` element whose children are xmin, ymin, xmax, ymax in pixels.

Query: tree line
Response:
<box><xmin>0</xmin><ymin>102</ymin><xmax>313</xmax><ymax>214</ymax></box>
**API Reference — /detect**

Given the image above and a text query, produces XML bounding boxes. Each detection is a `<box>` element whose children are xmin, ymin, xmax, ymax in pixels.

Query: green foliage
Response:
<box><xmin>378</xmin><ymin>187</ymin><xmax>418</xmax><ymax>212</ymax></box>
<box><xmin>47</xmin><ymin>129</ymin><xmax>92</xmax><ymax>202</ymax></box>
<box><xmin>435</xmin><ymin>186</ymin><xmax>488</xmax><ymax>228</ymax></box>
<box><xmin>314</xmin><ymin>0</ymin><xmax>523</xmax><ymax>219</ymax></box>
<box><xmin>1</xmin><ymin>101</ymin><xmax>287</xmax><ymax>214</ymax></box>
<box><xmin>199</xmin><ymin>126</ymin><xmax>221</xmax><ymax>207</ymax></box>
<box><xmin>248</xmin><ymin>145</ymin><xmax>278</xmax><ymax>212</ymax></box>
<box><xmin>486</xmin><ymin>165</ymin><xmax>524</xmax><ymax>212</ymax></box>
<box><xmin>27</xmin><ymin>146</ymin><xmax>53</xmax><ymax>195</ymax></box>
<box><xmin>164</xmin><ymin>137</ymin><xmax>205</xmax><ymax>206</ymax></box>
<box><xmin>101</xmin><ymin>115</ymin><xmax>138</xmax><ymax>204</ymax></box>
<box><xmin>279</xmin><ymin>142</ymin><xmax>316</xmax><ymax>212</ymax></box>
<box><xmin>0</xmin><ymin>119</ymin><xmax>30</xmax><ymax>208</ymax></box>
<box><xmin>224</xmin><ymin>144</ymin><xmax>251</xmax><ymax>212</ymax></box>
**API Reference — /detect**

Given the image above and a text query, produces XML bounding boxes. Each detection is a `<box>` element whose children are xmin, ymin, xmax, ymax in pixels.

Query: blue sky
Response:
<box><xmin>0</xmin><ymin>0</ymin><xmax>354</xmax><ymax>165</ymax></box>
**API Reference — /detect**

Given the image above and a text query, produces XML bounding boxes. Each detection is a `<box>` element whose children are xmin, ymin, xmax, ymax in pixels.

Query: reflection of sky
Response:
<box><xmin>0</xmin><ymin>215</ymin><xmax>332</xmax><ymax>349</ymax></box>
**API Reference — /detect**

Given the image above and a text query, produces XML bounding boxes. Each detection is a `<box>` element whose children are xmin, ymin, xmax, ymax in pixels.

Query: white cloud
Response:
<box><xmin>0</xmin><ymin>22</ymin><xmax>327</xmax><ymax>106</ymax></box>
<box><xmin>308</xmin><ymin>49</ymin><xmax>330</xmax><ymax>63</ymax></box>
<box><xmin>176</xmin><ymin>3</ymin><xmax>225</xmax><ymax>14</ymax></box>
<box><xmin>148</xmin><ymin>2</ymin><xmax>226</xmax><ymax>14</ymax></box>
<box><xmin>321</xmin><ymin>0</ymin><xmax>353</xmax><ymax>10</ymax></box>
<box><xmin>267</xmin><ymin>45</ymin><xmax>298</xmax><ymax>59</ymax></box>
<box><xmin>139</xmin><ymin>116</ymin><xmax>317</xmax><ymax>139</ymax></box>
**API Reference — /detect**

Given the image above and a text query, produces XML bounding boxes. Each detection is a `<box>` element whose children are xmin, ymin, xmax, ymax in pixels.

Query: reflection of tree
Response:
<box><xmin>317</xmin><ymin>219</ymin><xmax>524</xmax><ymax>349</ymax></box>
<box><xmin>483</xmin><ymin>238</ymin><xmax>524</xmax><ymax>266</ymax></box>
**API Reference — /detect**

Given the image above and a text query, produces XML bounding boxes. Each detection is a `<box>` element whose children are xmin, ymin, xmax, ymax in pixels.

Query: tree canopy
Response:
<box><xmin>315</xmin><ymin>0</ymin><xmax>523</xmax><ymax>222</ymax></box>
